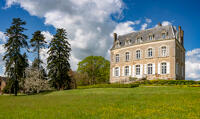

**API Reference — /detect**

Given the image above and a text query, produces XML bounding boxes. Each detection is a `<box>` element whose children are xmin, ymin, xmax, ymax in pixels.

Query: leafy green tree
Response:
<box><xmin>3</xmin><ymin>18</ymin><xmax>29</xmax><ymax>96</ymax></box>
<box><xmin>47</xmin><ymin>28</ymin><xmax>71</xmax><ymax>90</ymax></box>
<box><xmin>77</xmin><ymin>56</ymin><xmax>110</xmax><ymax>85</ymax></box>
<box><xmin>30</xmin><ymin>30</ymin><xmax>46</xmax><ymax>70</ymax></box>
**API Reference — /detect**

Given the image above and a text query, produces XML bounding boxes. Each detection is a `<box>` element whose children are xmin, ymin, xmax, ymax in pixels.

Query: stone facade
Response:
<box><xmin>110</xmin><ymin>24</ymin><xmax>185</xmax><ymax>83</ymax></box>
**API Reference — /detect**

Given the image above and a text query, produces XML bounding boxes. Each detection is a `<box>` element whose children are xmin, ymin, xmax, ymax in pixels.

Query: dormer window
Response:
<box><xmin>149</xmin><ymin>35</ymin><xmax>154</xmax><ymax>40</ymax></box>
<box><xmin>162</xmin><ymin>33</ymin><xmax>166</xmax><ymax>39</ymax></box>
<box><xmin>136</xmin><ymin>37</ymin><xmax>142</xmax><ymax>43</ymax></box>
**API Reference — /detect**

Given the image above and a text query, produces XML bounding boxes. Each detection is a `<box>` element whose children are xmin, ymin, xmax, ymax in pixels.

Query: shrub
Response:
<box><xmin>134</xmin><ymin>80</ymin><xmax>199</xmax><ymax>86</ymax></box>
<box><xmin>78</xmin><ymin>83</ymin><xmax>139</xmax><ymax>89</ymax></box>
<box><xmin>22</xmin><ymin>69</ymin><xmax>51</xmax><ymax>94</ymax></box>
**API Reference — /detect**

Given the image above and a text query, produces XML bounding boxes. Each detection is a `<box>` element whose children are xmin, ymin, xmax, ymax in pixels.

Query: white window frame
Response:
<box><xmin>136</xmin><ymin>50</ymin><xmax>141</xmax><ymax>59</ymax></box>
<box><xmin>125</xmin><ymin>52</ymin><xmax>130</xmax><ymax>61</ymax></box>
<box><xmin>136</xmin><ymin>65</ymin><xmax>140</xmax><ymax>75</ymax></box>
<box><xmin>116</xmin><ymin>54</ymin><xmax>119</xmax><ymax>62</ymax></box>
<box><xmin>115</xmin><ymin>67</ymin><xmax>119</xmax><ymax>77</ymax></box>
<box><xmin>148</xmin><ymin>48</ymin><xmax>153</xmax><ymax>57</ymax></box>
<box><xmin>148</xmin><ymin>64</ymin><xmax>153</xmax><ymax>75</ymax></box>
<box><xmin>161</xmin><ymin>46</ymin><xmax>167</xmax><ymax>57</ymax></box>
<box><xmin>161</xmin><ymin>62</ymin><xmax>167</xmax><ymax>74</ymax></box>
<box><xmin>125</xmin><ymin>66</ymin><xmax>129</xmax><ymax>76</ymax></box>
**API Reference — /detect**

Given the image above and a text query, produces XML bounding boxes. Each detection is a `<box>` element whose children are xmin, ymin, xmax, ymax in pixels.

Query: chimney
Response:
<box><xmin>178</xmin><ymin>26</ymin><xmax>184</xmax><ymax>45</ymax></box>
<box><xmin>113</xmin><ymin>33</ymin><xmax>117</xmax><ymax>42</ymax></box>
<box><xmin>158</xmin><ymin>22</ymin><xmax>162</xmax><ymax>26</ymax></box>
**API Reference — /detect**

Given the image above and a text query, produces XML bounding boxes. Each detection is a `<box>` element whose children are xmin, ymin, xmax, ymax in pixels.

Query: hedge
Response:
<box><xmin>78</xmin><ymin>83</ymin><xmax>139</xmax><ymax>89</ymax></box>
<box><xmin>134</xmin><ymin>80</ymin><xmax>200</xmax><ymax>85</ymax></box>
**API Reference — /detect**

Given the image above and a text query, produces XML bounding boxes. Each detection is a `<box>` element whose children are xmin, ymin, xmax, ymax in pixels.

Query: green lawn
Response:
<box><xmin>0</xmin><ymin>86</ymin><xmax>200</xmax><ymax>119</ymax></box>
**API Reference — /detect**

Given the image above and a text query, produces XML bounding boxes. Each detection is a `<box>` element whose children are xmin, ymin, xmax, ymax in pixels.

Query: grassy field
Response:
<box><xmin>0</xmin><ymin>86</ymin><xmax>200</xmax><ymax>119</ymax></box>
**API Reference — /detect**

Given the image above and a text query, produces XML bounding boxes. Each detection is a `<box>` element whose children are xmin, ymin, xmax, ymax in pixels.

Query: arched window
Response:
<box><xmin>125</xmin><ymin>66</ymin><xmax>129</xmax><ymax>76</ymax></box>
<box><xmin>148</xmin><ymin>48</ymin><xmax>153</xmax><ymax>57</ymax></box>
<box><xmin>161</xmin><ymin>62</ymin><xmax>167</xmax><ymax>74</ymax></box>
<box><xmin>136</xmin><ymin>50</ymin><xmax>141</xmax><ymax>59</ymax></box>
<box><xmin>162</xmin><ymin>33</ymin><xmax>166</xmax><ymax>39</ymax></box>
<box><xmin>125</xmin><ymin>52</ymin><xmax>130</xmax><ymax>61</ymax></box>
<box><xmin>161</xmin><ymin>46</ymin><xmax>167</xmax><ymax>57</ymax></box>
<box><xmin>116</xmin><ymin>54</ymin><xmax>119</xmax><ymax>62</ymax></box>
<box><xmin>148</xmin><ymin>64</ymin><xmax>153</xmax><ymax>74</ymax></box>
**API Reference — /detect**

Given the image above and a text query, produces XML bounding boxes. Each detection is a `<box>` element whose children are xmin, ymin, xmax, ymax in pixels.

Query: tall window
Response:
<box><xmin>161</xmin><ymin>46</ymin><xmax>167</xmax><ymax>57</ymax></box>
<box><xmin>149</xmin><ymin>35</ymin><xmax>153</xmax><ymax>40</ymax></box>
<box><xmin>161</xmin><ymin>63</ymin><xmax>167</xmax><ymax>74</ymax></box>
<box><xmin>116</xmin><ymin>54</ymin><xmax>119</xmax><ymax>62</ymax></box>
<box><xmin>115</xmin><ymin>67</ymin><xmax>119</xmax><ymax>76</ymax></box>
<box><xmin>162</xmin><ymin>33</ymin><xmax>166</xmax><ymax>39</ymax></box>
<box><xmin>125</xmin><ymin>66</ymin><xmax>129</xmax><ymax>76</ymax></box>
<box><xmin>136</xmin><ymin>37</ymin><xmax>142</xmax><ymax>43</ymax></box>
<box><xmin>148</xmin><ymin>64</ymin><xmax>153</xmax><ymax>74</ymax></box>
<box><xmin>148</xmin><ymin>48</ymin><xmax>153</xmax><ymax>57</ymax></box>
<box><xmin>136</xmin><ymin>65</ymin><xmax>140</xmax><ymax>75</ymax></box>
<box><xmin>125</xmin><ymin>52</ymin><xmax>130</xmax><ymax>61</ymax></box>
<box><xmin>136</xmin><ymin>50</ymin><xmax>141</xmax><ymax>59</ymax></box>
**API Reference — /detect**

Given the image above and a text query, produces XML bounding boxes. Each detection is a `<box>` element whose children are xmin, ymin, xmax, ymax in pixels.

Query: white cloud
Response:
<box><xmin>111</xmin><ymin>21</ymin><xmax>139</xmax><ymax>36</ymax></box>
<box><xmin>185</xmin><ymin>48</ymin><xmax>200</xmax><ymax>80</ymax></box>
<box><xmin>141</xmin><ymin>23</ymin><xmax>148</xmax><ymax>30</ymax></box>
<box><xmin>145</xmin><ymin>18</ymin><xmax>152</xmax><ymax>23</ymax></box>
<box><xmin>41</xmin><ymin>31</ymin><xmax>53</xmax><ymax>44</ymax></box>
<box><xmin>0</xmin><ymin>44</ymin><xmax>6</xmax><ymax>76</ymax></box>
<box><xmin>162</xmin><ymin>21</ymin><xmax>171</xmax><ymax>26</ymax></box>
<box><xmin>0</xmin><ymin>31</ymin><xmax>7</xmax><ymax>43</ymax></box>
<box><xmin>5</xmin><ymin>0</ymin><xmax>124</xmax><ymax>70</ymax></box>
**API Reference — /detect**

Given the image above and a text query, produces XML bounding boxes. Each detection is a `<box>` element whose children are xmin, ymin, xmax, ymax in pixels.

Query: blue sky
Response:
<box><xmin>0</xmin><ymin>0</ymin><xmax>200</xmax><ymax>80</ymax></box>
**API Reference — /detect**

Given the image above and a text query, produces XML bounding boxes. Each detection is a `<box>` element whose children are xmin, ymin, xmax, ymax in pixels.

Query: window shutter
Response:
<box><xmin>132</xmin><ymin>65</ymin><xmax>135</xmax><ymax>77</ymax></box>
<box><xmin>153</xmin><ymin>63</ymin><xmax>155</xmax><ymax>74</ymax></box>
<box><xmin>129</xmin><ymin>65</ymin><xmax>131</xmax><ymax>76</ymax></box>
<box><xmin>140</xmin><ymin>64</ymin><xmax>143</xmax><ymax>76</ymax></box>
<box><xmin>122</xmin><ymin>66</ymin><xmax>124</xmax><ymax>76</ymax></box>
<box><xmin>167</xmin><ymin>62</ymin><xmax>170</xmax><ymax>74</ymax></box>
<box><xmin>158</xmin><ymin>63</ymin><xmax>161</xmax><ymax>74</ymax></box>
<box><xmin>141</xmin><ymin>50</ymin><xmax>143</xmax><ymax>59</ymax></box>
<box><xmin>119</xmin><ymin>67</ymin><xmax>121</xmax><ymax>76</ymax></box>
<box><xmin>144</xmin><ymin>64</ymin><xmax>147</xmax><ymax>74</ymax></box>
<box><xmin>153</xmin><ymin>48</ymin><xmax>155</xmax><ymax>58</ymax></box>
<box><xmin>113</xmin><ymin>68</ymin><xmax>115</xmax><ymax>76</ymax></box>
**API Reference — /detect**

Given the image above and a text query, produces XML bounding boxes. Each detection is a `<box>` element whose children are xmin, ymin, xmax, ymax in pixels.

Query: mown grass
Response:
<box><xmin>0</xmin><ymin>86</ymin><xmax>200</xmax><ymax>119</ymax></box>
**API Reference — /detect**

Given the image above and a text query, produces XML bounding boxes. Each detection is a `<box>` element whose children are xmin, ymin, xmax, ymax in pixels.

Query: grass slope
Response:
<box><xmin>0</xmin><ymin>86</ymin><xmax>200</xmax><ymax>119</ymax></box>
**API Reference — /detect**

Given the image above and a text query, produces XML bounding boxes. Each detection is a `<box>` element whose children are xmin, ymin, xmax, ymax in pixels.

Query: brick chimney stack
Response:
<box><xmin>158</xmin><ymin>22</ymin><xmax>162</xmax><ymax>26</ymax></box>
<box><xmin>113</xmin><ymin>33</ymin><xmax>117</xmax><ymax>42</ymax></box>
<box><xmin>178</xmin><ymin>26</ymin><xmax>184</xmax><ymax>45</ymax></box>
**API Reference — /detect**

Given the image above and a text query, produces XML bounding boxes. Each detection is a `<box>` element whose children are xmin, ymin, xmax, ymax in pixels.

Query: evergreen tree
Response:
<box><xmin>31</xmin><ymin>58</ymin><xmax>47</xmax><ymax>80</ymax></box>
<box><xmin>47</xmin><ymin>28</ymin><xmax>71</xmax><ymax>90</ymax></box>
<box><xmin>30</xmin><ymin>30</ymin><xmax>46</xmax><ymax>70</ymax></box>
<box><xmin>3</xmin><ymin>18</ymin><xmax>29</xmax><ymax>96</ymax></box>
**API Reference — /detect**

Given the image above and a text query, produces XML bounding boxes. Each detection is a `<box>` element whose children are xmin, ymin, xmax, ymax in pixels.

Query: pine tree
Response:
<box><xmin>47</xmin><ymin>28</ymin><xmax>71</xmax><ymax>90</ymax></box>
<box><xmin>3</xmin><ymin>18</ymin><xmax>29</xmax><ymax>96</ymax></box>
<box><xmin>30</xmin><ymin>30</ymin><xmax>46</xmax><ymax>70</ymax></box>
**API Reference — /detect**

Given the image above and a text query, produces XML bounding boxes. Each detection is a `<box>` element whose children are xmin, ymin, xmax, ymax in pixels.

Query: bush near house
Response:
<box><xmin>78</xmin><ymin>83</ymin><xmax>139</xmax><ymax>89</ymax></box>
<box><xmin>133</xmin><ymin>79</ymin><xmax>200</xmax><ymax>85</ymax></box>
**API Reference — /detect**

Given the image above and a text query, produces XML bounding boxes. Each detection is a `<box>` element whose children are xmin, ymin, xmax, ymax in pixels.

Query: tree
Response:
<box><xmin>31</xmin><ymin>59</ymin><xmax>47</xmax><ymax>80</ymax></box>
<box><xmin>77</xmin><ymin>56</ymin><xmax>110</xmax><ymax>85</ymax></box>
<box><xmin>23</xmin><ymin>68</ymin><xmax>50</xmax><ymax>94</ymax></box>
<box><xmin>3</xmin><ymin>18</ymin><xmax>29</xmax><ymax>96</ymax></box>
<box><xmin>30</xmin><ymin>30</ymin><xmax>46</xmax><ymax>70</ymax></box>
<box><xmin>47</xmin><ymin>28</ymin><xmax>71</xmax><ymax>90</ymax></box>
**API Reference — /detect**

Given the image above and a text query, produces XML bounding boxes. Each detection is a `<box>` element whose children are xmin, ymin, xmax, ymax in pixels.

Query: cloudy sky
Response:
<box><xmin>0</xmin><ymin>0</ymin><xmax>200</xmax><ymax>80</ymax></box>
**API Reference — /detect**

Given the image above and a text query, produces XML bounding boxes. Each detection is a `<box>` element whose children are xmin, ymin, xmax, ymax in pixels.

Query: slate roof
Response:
<box><xmin>111</xmin><ymin>25</ymin><xmax>178</xmax><ymax>50</ymax></box>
